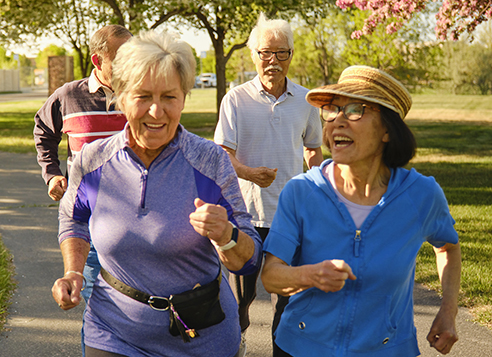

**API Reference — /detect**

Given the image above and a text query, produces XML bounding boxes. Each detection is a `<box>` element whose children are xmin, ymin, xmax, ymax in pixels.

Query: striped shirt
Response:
<box><xmin>34</xmin><ymin>70</ymin><xmax>127</xmax><ymax>183</ymax></box>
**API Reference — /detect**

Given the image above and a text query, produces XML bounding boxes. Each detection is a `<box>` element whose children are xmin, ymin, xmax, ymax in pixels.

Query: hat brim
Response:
<box><xmin>306</xmin><ymin>86</ymin><xmax>400</xmax><ymax>116</ymax></box>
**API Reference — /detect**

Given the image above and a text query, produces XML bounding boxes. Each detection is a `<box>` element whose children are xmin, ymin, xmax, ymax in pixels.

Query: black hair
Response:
<box><xmin>380</xmin><ymin>106</ymin><xmax>417</xmax><ymax>168</ymax></box>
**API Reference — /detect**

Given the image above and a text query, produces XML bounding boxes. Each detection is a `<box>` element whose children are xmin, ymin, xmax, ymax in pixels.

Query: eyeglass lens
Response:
<box><xmin>321</xmin><ymin>103</ymin><xmax>365</xmax><ymax>122</ymax></box>
<box><xmin>258</xmin><ymin>50</ymin><xmax>291</xmax><ymax>61</ymax></box>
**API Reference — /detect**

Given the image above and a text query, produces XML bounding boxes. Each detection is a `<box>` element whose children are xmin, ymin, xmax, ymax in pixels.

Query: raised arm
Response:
<box><xmin>427</xmin><ymin>242</ymin><xmax>461</xmax><ymax>354</ymax></box>
<box><xmin>189</xmin><ymin>198</ymin><xmax>260</xmax><ymax>272</ymax></box>
<box><xmin>261</xmin><ymin>253</ymin><xmax>356</xmax><ymax>296</ymax></box>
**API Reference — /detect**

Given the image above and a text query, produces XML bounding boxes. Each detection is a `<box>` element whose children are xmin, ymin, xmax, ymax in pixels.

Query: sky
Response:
<box><xmin>9</xmin><ymin>27</ymin><xmax>213</xmax><ymax>58</ymax></box>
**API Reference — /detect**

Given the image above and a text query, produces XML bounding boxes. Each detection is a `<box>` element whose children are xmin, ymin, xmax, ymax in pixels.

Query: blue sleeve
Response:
<box><xmin>263</xmin><ymin>180</ymin><xmax>302</xmax><ymax>266</ymax></box>
<box><xmin>421</xmin><ymin>177</ymin><xmax>459</xmax><ymax>248</ymax></box>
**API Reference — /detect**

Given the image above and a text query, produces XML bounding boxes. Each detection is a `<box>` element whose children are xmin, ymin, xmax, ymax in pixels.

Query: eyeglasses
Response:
<box><xmin>320</xmin><ymin>103</ymin><xmax>380</xmax><ymax>122</ymax></box>
<box><xmin>256</xmin><ymin>50</ymin><xmax>292</xmax><ymax>61</ymax></box>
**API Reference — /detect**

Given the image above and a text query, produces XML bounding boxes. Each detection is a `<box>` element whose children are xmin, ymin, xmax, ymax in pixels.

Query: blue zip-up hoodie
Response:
<box><xmin>264</xmin><ymin>160</ymin><xmax>458</xmax><ymax>357</ymax></box>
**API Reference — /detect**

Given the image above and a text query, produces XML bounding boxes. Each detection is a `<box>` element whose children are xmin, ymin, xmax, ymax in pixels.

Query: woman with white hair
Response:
<box><xmin>51</xmin><ymin>30</ymin><xmax>262</xmax><ymax>357</ymax></box>
<box><xmin>261</xmin><ymin>66</ymin><xmax>461</xmax><ymax>356</ymax></box>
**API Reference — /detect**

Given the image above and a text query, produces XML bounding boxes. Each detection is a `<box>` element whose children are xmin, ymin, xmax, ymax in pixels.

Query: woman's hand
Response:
<box><xmin>261</xmin><ymin>253</ymin><xmax>356</xmax><ymax>296</ymax></box>
<box><xmin>52</xmin><ymin>271</ymin><xmax>85</xmax><ymax>310</ymax></box>
<box><xmin>52</xmin><ymin>238</ymin><xmax>90</xmax><ymax>310</ymax></box>
<box><xmin>189</xmin><ymin>198</ymin><xmax>231</xmax><ymax>246</ymax></box>
<box><xmin>189</xmin><ymin>198</ymin><xmax>256</xmax><ymax>272</ymax></box>
<box><xmin>427</xmin><ymin>307</ymin><xmax>458</xmax><ymax>354</ymax></box>
<box><xmin>306</xmin><ymin>259</ymin><xmax>357</xmax><ymax>293</ymax></box>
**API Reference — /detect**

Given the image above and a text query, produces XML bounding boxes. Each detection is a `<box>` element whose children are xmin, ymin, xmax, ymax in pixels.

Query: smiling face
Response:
<box><xmin>252</xmin><ymin>32</ymin><xmax>292</xmax><ymax>90</ymax></box>
<box><xmin>323</xmin><ymin>96</ymin><xmax>389</xmax><ymax>168</ymax></box>
<box><xmin>120</xmin><ymin>68</ymin><xmax>185</xmax><ymax>164</ymax></box>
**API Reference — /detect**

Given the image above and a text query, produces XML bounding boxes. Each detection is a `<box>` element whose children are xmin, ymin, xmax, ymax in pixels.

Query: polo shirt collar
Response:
<box><xmin>252</xmin><ymin>75</ymin><xmax>294</xmax><ymax>97</ymax></box>
<box><xmin>88</xmin><ymin>69</ymin><xmax>111</xmax><ymax>94</ymax></box>
<box><xmin>88</xmin><ymin>70</ymin><xmax>116</xmax><ymax>111</ymax></box>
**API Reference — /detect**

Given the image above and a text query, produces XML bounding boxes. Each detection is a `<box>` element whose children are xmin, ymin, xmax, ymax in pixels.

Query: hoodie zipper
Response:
<box><xmin>354</xmin><ymin>229</ymin><xmax>361</xmax><ymax>257</ymax></box>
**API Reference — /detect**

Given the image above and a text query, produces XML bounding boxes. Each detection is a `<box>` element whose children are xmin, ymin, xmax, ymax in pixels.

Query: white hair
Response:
<box><xmin>247</xmin><ymin>13</ymin><xmax>294</xmax><ymax>51</ymax></box>
<box><xmin>112</xmin><ymin>30</ymin><xmax>196</xmax><ymax>106</ymax></box>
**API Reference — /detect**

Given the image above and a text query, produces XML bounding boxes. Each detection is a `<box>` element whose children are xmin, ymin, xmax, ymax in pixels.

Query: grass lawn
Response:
<box><xmin>0</xmin><ymin>90</ymin><xmax>491</xmax><ymax>330</ymax></box>
<box><xmin>0</xmin><ymin>236</ymin><xmax>15</xmax><ymax>330</ymax></box>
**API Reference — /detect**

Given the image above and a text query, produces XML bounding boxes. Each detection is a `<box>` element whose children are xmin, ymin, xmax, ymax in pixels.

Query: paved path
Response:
<box><xmin>0</xmin><ymin>88</ymin><xmax>49</xmax><ymax>102</ymax></box>
<box><xmin>0</xmin><ymin>89</ymin><xmax>491</xmax><ymax>355</ymax></box>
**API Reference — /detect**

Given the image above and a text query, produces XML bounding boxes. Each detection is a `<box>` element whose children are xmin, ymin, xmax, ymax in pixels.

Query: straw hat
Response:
<box><xmin>306</xmin><ymin>65</ymin><xmax>412</xmax><ymax>120</ymax></box>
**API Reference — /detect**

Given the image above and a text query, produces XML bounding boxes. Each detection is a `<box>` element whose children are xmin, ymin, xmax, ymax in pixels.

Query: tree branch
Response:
<box><xmin>95</xmin><ymin>0</ymin><xmax>125</xmax><ymax>26</ymax></box>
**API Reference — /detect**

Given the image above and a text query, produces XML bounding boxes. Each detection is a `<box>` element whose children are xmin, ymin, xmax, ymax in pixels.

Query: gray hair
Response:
<box><xmin>89</xmin><ymin>25</ymin><xmax>132</xmax><ymax>57</ymax></box>
<box><xmin>247</xmin><ymin>13</ymin><xmax>294</xmax><ymax>51</ymax></box>
<box><xmin>112</xmin><ymin>30</ymin><xmax>197</xmax><ymax>104</ymax></box>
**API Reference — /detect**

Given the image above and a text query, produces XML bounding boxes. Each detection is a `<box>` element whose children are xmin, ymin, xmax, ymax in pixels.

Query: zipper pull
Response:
<box><xmin>354</xmin><ymin>230</ymin><xmax>361</xmax><ymax>257</ymax></box>
<box><xmin>140</xmin><ymin>169</ymin><xmax>148</xmax><ymax>209</ymax></box>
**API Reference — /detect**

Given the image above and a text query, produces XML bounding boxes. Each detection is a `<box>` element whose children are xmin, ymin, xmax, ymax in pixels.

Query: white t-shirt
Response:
<box><xmin>323</xmin><ymin>162</ymin><xmax>375</xmax><ymax>229</ymax></box>
<box><xmin>214</xmin><ymin>76</ymin><xmax>323</xmax><ymax>227</ymax></box>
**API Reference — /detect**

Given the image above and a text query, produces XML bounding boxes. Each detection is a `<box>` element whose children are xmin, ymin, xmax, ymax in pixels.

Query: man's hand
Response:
<box><xmin>249</xmin><ymin>167</ymin><xmax>277</xmax><ymax>188</ymax></box>
<box><xmin>219</xmin><ymin>146</ymin><xmax>277</xmax><ymax>188</ymax></box>
<box><xmin>48</xmin><ymin>175</ymin><xmax>67</xmax><ymax>201</ymax></box>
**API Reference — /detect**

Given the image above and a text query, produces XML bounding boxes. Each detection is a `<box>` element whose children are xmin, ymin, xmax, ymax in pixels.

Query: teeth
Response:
<box><xmin>334</xmin><ymin>136</ymin><xmax>352</xmax><ymax>142</ymax></box>
<box><xmin>146</xmin><ymin>123</ymin><xmax>164</xmax><ymax>128</ymax></box>
<box><xmin>334</xmin><ymin>135</ymin><xmax>352</xmax><ymax>147</ymax></box>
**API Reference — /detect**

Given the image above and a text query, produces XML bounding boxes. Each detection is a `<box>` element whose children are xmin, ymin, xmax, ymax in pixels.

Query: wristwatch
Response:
<box><xmin>218</xmin><ymin>222</ymin><xmax>239</xmax><ymax>252</ymax></box>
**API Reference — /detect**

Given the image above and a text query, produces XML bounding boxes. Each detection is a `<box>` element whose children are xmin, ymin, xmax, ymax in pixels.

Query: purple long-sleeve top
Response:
<box><xmin>59</xmin><ymin>124</ymin><xmax>262</xmax><ymax>356</ymax></box>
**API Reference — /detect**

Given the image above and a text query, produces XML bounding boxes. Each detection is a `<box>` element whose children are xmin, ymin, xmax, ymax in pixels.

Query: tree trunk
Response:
<box><xmin>214</xmin><ymin>36</ymin><xmax>226</xmax><ymax>121</ymax></box>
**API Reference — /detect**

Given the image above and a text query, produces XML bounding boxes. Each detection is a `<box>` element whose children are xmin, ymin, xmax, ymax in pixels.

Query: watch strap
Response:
<box><xmin>218</xmin><ymin>223</ymin><xmax>238</xmax><ymax>252</ymax></box>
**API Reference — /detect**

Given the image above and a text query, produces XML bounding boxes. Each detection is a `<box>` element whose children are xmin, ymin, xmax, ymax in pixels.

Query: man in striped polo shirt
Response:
<box><xmin>34</xmin><ymin>24</ymin><xmax>132</xmax><ymax>201</ymax></box>
<box><xmin>214</xmin><ymin>14</ymin><xmax>323</xmax><ymax>356</ymax></box>
<box><xmin>33</xmin><ymin>24</ymin><xmax>131</xmax><ymax>356</ymax></box>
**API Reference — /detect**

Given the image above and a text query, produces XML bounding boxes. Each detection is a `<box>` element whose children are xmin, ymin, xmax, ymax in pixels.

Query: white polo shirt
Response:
<box><xmin>214</xmin><ymin>75</ymin><xmax>323</xmax><ymax>227</ymax></box>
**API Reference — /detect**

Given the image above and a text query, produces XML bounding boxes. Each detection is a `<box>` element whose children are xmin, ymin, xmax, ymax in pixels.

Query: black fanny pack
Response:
<box><xmin>100</xmin><ymin>267</ymin><xmax>225</xmax><ymax>342</ymax></box>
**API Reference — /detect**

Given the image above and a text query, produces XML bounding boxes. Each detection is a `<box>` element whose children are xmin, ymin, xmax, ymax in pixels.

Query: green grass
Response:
<box><xmin>407</xmin><ymin>112</ymin><xmax>492</xmax><ymax>328</ymax></box>
<box><xmin>0</xmin><ymin>90</ymin><xmax>491</xmax><ymax>330</ymax></box>
<box><xmin>0</xmin><ymin>89</ymin><xmax>217</xmax><ymax>154</ymax></box>
<box><xmin>0</xmin><ymin>236</ymin><xmax>16</xmax><ymax>330</ymax></box>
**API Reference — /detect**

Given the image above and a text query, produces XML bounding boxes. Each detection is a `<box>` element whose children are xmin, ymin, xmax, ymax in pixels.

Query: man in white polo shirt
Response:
<box><xmin>214</xmin><ymin>13</ymin><xmax>323</xmax><ymax>356</ymax></box>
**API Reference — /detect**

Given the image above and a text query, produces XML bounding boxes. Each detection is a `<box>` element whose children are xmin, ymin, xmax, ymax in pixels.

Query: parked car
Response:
<box><xmin>199</xmin><ymin>73</ymin><xmax>217</xmax><ymax>87</ymax></box>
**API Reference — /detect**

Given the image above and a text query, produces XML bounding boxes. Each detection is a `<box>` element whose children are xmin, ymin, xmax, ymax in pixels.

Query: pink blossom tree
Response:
<box><xmin>335</xmin><ymin>0</ymin><xmax>492</xmax><ymax>40</ymax></box>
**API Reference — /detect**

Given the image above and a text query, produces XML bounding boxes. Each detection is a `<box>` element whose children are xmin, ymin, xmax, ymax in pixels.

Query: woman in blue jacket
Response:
<box><xmin>261</xmin><ymin>65</ymin><xmax>461</xmax><ymax>357</ymax></box>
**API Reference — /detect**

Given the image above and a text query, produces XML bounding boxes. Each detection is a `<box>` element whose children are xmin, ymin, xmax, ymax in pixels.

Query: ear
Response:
<box><xmin>91</xmin><ymin>54</ymin><xmax>102</xmax><ymax>70</ymax></box>
<box><xmin>382</xmin><ymin>131</ymin><xmax>390</xmax><ymax>143</ymax></box>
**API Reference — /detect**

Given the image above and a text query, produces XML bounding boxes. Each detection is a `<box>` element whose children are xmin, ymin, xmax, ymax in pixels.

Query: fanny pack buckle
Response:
<box><xmin>148</xmin><ymin>296</ymin><xmax>170</xmax><ymax>311</ymax></box>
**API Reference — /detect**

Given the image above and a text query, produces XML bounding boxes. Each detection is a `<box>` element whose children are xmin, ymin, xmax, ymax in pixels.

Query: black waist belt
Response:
<box><xmin>100</xmin><ymin>267</ymin><xmax>222</xmax><ymax>311</ymax></box>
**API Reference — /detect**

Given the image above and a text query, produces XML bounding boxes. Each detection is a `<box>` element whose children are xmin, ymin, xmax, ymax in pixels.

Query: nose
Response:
<box><xmin>148</xmin><ymin>101</ymin><xmax>163</xmax><ymax>119</ymax></box>
<box><xmin>268</xmin><ymin>54</ymin><xmax>279</xmax><ymax>64</ymax></box>
<box><xmin>332</xmin><ymin>110</ymin><xmax>347</xmax><ymax>126</ymax></box>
